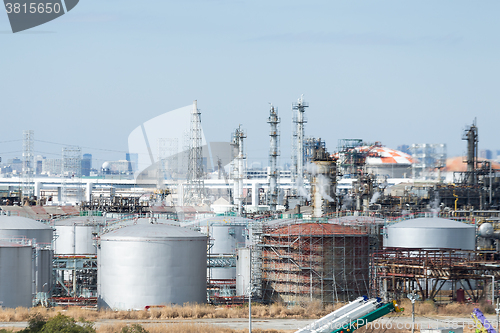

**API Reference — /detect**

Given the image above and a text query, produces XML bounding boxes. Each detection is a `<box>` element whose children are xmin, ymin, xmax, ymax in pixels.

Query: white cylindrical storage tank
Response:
<box><xmin>98</xmin><ymin>224</ymin><xmax>207</xmax><ymax>310</ymax></box>
<box><xmin>209</xmin><ymin>224</ymin><xmax>246</xmax><ymax>280</ymax></box>
<box><xmin>0</xmin><ymin>241</ymin><xmax>33</xmax><ymax>308</ymax></box>
<box><xmin>0</xmin><ymin>216</ymin><xmax>53</xmax><ymax>245</ymax></box>
<box><xmin>54</xmin><ymin>217</ymin><xmax>104</xmax><ymax>255</ymax></box>
<box><xmin>211</xmin><ymin>224</ymin><xmax>246</xmax><ymax>254</ymax></box>
<box><xmin>384</xmin><ymin>217</ymin><xmax>475</xmax><ymax>250</ymax></box>
<box><xmin>236</xmin><ymin>247</ymin><xmax>251</xmax><ymax>296</ymax></box>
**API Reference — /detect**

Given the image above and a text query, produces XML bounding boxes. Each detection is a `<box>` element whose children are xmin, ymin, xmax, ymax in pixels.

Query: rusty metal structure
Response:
<box><xmin>261</xmin><ymin>222</ymin><xmax>371</xmax><ymax>305</ymax></box>
<box><xmin>373</xmin><ymin>248</ymin><xmax>500</xmax><ymax>303</ymax></box>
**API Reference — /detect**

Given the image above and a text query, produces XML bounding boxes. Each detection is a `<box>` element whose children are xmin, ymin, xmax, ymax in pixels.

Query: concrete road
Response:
<box><xmin>0</xmin><ymin>315</ymin><xmax>498</xmax><ymax>332</ymax></box>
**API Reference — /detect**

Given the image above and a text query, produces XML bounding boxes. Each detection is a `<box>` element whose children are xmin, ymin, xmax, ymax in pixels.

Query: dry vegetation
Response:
<box><xmin>0</xmin><ymin>300</ymin><xmax>494</xmax><ymax>333</ymax></box>
<box><xmin>0</xmin><ymin>300</ymin><xmax>493</xmax><ymax>322</ymax></box>
<box><xmin>394</xmin><ymin>299</ymin><xmax>495</xmax><ymax>316</ymax></box>
<box><xmin>0</xmin><ymin>301</ymin><xmax>337</xmax><ymax>323</ymax></box>
<box><xmin>0</xmin><ymin>300</ymin><xmax>492</xmax><ymax>322</ymax></box>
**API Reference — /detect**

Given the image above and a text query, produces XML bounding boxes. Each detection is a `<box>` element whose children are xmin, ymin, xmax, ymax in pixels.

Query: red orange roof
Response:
<box><xmin>266</xmin><ymin>223</ymin><xmax>368</xmax><ymax>235</ymax></box>
<box><xmin>444</xmin><ymin>156</ymin><xmax>500</xmax><ymax>172</ymax></box>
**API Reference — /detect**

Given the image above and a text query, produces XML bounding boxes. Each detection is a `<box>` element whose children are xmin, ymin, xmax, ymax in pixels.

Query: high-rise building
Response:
<box><xmin>126</xmin><ymin>153</ymin><xmax>138</xmax><ymax>173</ymax></box>
<box><xmin>397</xmin><ymin>144</ymin><xmax>411</xmax><ymax>155</ymax></box>
<box><xmin>82</xmin><ymin>154</ymin><xmax>92</xmax><ymax>176</ymax></box>
<box><xmin>42</xmin><ymin>159</ymin><xmax>62</xmax><ymax>175</ymax></box>
<box><xmin>479</xmin><ymin>149</ymin><xmax>492</xmax><ymax>160</ymax></box>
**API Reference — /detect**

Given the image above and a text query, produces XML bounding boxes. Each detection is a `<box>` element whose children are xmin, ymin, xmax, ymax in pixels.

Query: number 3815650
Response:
<box><xmin>5</xmin><ymin>3</ymin><xmax>62</xmax><ymax>14</ymax></box>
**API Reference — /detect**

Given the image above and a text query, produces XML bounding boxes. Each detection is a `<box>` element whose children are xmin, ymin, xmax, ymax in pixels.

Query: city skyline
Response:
<box><xmin>1</xmin><ymin>1</ymin><xmax>499</xmax><ymax>167</ymax></box>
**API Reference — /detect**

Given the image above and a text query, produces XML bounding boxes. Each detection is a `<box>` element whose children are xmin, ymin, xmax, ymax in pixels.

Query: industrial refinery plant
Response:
<box><xmin>1</xmin><ymin>98</ymin><xmax>500</xmax><ymax>312</ymax></box>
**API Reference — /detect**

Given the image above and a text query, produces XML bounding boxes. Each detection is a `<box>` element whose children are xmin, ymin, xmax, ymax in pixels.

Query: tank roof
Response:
<box><xmin>267</xmin><ymin>223</ymin><xmax>368</xmax><ymax>236</ymax></box>
<box><xmin>54</xmin><ymin>216</ymin><xmax>106</xmax><ymax>226</ymax></box>
<box><xmin>388</xmin><ymin>217</ymin><xmax>474</xmax><ymax>229</ymax></box>
<box><xmin>0</xmin><ymin>216</ymin><xmax>53</xmax><ymax>230</ymax></box>
<box><xmin>101</xmin><ymin>224</ymin><xmax>207</xmax><ymax>241</ymax></box>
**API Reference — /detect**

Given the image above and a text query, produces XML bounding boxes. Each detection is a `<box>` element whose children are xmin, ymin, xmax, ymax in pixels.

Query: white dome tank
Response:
<box><xmin>98</xmin><ymin>224</ymin><xmax>207</xmax><ymax>310</ymax></box>
<box><xmin>0</xmin><ymin>216</ymin><xmax>53</xmax><ymax>245</ymax></box>
<box><xmin>54</xmin><ymin>217</ymin><xmax>104</xmax><ymax>255</ymax></box>
<box><xmin>0</xmin><ymin>241</ymin><xmax>33</xmax><ymax>308</ymax></box>
<box><xmin>384</xmin><ymin>217</ymin><xmax>475</xmax><ymax>250</ymax></box>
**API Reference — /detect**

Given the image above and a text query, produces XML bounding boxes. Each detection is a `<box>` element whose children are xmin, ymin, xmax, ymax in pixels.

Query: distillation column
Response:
<box><xmin>232</xmin><ymin>126</ymin><xmax>246</xmax><ymax>216</ymax></box>
<box><xmin>463</xmin><ymin>120</ymin><xmax>478</xmax><ymax>185</ymax></box>
<box><xmin>292</xmin><ymin>96</ymin><xmax>308</xmax><ymax>196</ymax></box>
<box><xmin>268</xmin><ymin>105</ymin><xmax>280</xmax><ymax>211</ymax></box>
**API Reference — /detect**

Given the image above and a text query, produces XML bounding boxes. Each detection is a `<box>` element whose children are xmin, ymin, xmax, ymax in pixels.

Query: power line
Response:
<box><xmin>0</xmin><ymin>139</ymin><xmax>23</xmax><ymax>144</ymax></box>
<box><xmin>35</xmin><ymin>139</ymin><xmax>128</xmax><ymax>154</ymax></box>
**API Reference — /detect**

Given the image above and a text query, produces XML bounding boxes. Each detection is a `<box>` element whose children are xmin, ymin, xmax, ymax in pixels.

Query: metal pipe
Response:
<box><xmin>249</xmin><ymin>247</ymin><xmax>252</xmax><ymax>333</ymax></box>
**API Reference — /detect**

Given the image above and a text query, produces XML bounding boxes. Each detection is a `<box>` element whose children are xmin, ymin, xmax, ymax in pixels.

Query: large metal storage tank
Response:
<box><xmin>0</xmin><ymin>216</ymin><xmax>53</xmax><ymax>293</ymax></box>
<box><xmin>54</xmin><ymin>217</ymin><xmax>104</xmax><ymax>255</ymax></box>
<box><xmin>0</xmin><ymin>216</ymin><xmax>53</xmax><ymax>245</ymax></box>
<box><xmin>0</xmin><ymin>241</ymin><xmax>33</xmax><ymax>308</ymax></box>
<box><xmin>384</xmin><ymin>217</ymin><xmax>475</xmax><ymax>250</ymax></box>
<box><xmin>98</xmin><ymin>224</ymin><xmax>207</xmax><ymax>310</ymax></box>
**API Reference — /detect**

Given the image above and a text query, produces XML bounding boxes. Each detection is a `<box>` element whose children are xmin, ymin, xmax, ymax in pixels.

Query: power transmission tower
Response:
<box><xmin>185</xmin><ymin>100</ymin><xmax>205</xmax><ymax>205</ymax></box>
<box><xmin>22</xmin><ymin>130</ymin><xmax>34</xmax><ymax>200</ymax></box>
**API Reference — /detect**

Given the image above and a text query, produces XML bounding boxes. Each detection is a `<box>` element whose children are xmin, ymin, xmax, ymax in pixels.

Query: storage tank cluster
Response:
<box><xmin>0</xmin><ymin>215</ymin><xmax>54</xmax><ymax>308</ymax></box>
<box><xmin>0</xmin><ymin>212</ymin><xmax>211</xmax><ymax>309</ymax></box>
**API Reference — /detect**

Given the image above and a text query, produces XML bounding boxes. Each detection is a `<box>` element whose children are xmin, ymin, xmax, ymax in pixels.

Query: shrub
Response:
<box><xmin>121</xmin><ymin>325</ymin><xmax>148</xmax><ymax>333</ymax></box>
<box><xmin>19</xmin><ymin>313</ymin><xmax>95</xmax><ymax>333</ymax></box>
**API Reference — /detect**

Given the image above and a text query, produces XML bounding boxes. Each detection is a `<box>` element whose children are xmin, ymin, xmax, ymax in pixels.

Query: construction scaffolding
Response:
<box><xmin>337</xmin><ymin>139</ymin><xmax>367</xmax><ymax>177</ymax></box>
<box><xmin>410</xmin><ymin>143</ymin><xmax>447</xmax><ymax>180</ymax></box>
<box><xmin>261</xmin><ymin>223</ymin><xmax>371</xmax><ymax>305</ymax></box>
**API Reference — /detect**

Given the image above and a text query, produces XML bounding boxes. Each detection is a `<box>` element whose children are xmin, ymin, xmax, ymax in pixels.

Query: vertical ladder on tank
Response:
<box><xmin>251</xmin><ymin>221</ymin><xmax>263</xmax><ymax>299</ymax></box>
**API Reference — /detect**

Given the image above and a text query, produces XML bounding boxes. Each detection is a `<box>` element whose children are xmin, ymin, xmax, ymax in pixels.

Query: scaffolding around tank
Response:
<box><xmin>261</xmin><ymin>222</ymin><xmax>371</xmax><ymax>305</ymax></box>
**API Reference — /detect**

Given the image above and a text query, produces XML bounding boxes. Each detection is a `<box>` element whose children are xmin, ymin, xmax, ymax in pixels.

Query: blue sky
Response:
<box><xmin>1</xmin><ymin>0</ymin><xmax>499</xmax><ymax>168</ymax></box>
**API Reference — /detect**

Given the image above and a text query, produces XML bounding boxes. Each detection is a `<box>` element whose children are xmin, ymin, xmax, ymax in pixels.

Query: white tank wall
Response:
<box><xmin>54</xmin><ymin>225</ymin><xmax>96</xmax><ymax>255</ymax></box>
<box><xmin>384</xmin><ymin>218</ymin><xmax>475</xmax><ymax>250</ymax></box>
<box><xmin>0</xmin><ymin>242</ymin><xmax>33</xmax><ymax>308</ymax></box>
<box><xmin>98</xmin><ymin>224</ymin><xmax>207</xmax><ymax>310</ymax></box>
<box><xmin>210</xmin><ymin>225</ymin><xmax>246</xmax><ymax>255</ymax></box>
<box><xmin>236</xmin><ymin>247</ymin><xmax>251</xmax><ymax>296</ymax></box>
